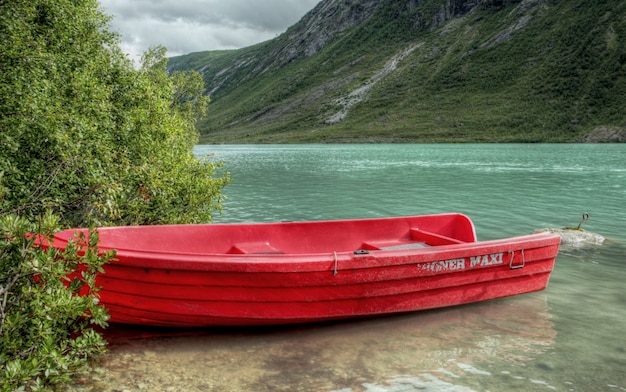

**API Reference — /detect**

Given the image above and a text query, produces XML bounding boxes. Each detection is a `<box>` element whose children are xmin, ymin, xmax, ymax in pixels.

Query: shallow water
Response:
<box><xmin>68</xmin><ymin>144</ymin><xmax>625</xmax><ymax>391</ymax></box>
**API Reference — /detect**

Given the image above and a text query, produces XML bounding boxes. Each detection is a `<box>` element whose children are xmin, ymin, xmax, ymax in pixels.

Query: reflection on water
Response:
<box><xmin>68</xmin><ymin>295</ymin><xmax>557</xmax><ymax>391</ymax></box>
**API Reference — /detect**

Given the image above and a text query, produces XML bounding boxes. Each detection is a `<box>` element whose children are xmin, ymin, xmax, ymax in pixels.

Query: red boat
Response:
<box><xmin>50</xmin><ymin>213</ymin><xmax>560</xmax><ymax>327</ymax></box>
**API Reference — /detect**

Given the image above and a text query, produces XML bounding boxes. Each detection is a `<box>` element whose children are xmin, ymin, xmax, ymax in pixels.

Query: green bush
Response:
<box><xmin>0</xmin><ymin>0</ymin><xmax>229</xmax><ymax>389</ymax></box>
<box><xmin>0</xmin><ymin>212</ymin><xmax>114</xmax><ymax>391</ymax></box>
<box><xmin>0</xmin><ymin>1</ymin><xmax>229</xmax><ymax>227</ymax></box>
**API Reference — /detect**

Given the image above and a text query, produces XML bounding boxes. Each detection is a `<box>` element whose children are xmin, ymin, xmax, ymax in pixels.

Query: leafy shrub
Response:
<box><xmin>0</xmin><ymin>212</ymin><xmax>114</xmax><ymax>391</ymax></box>
<box><xmin>0</xmin><ymin>0</ymin><xmax>230</xmax><ymax>389</ymax></box>
<box><xmin>0</xmin><ymin>1</ymin><xmax>229</xmax><ymax>228</ymax></box>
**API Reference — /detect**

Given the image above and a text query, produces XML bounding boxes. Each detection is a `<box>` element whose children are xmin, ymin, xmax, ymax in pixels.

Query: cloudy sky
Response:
<box><xmin>99</xmin><ymin>0</ymin><xmax>322</xmax><ymax>64</ymax></box>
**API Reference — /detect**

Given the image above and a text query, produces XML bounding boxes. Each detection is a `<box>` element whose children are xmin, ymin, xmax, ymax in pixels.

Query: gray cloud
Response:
<box><xmin>99</xmin><ymin>0</ymin><xmax>321</xmax><ymax>63</ymax></box>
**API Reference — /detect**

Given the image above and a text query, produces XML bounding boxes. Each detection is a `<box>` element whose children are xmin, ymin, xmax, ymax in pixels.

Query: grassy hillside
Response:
<box><xmin>169</xmin><ymin>0</ymin><xmax>626</xmax><ymax>143</ymax></box>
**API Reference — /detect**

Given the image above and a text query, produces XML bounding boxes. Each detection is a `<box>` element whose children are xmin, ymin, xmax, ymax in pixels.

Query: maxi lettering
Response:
<box><xmin>469</xmin><ymin>252</ymin><xmax>503</xmax><ymax>268</ymax></box>
<box><xmin>418</xmin><ymin>252</ymin><xmax>504</xmax><ymax>273</ymax></box>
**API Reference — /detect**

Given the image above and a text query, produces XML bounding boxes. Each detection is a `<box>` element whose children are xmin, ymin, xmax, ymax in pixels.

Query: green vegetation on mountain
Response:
<box><xmin>168</xmin><ymin>0</ymin><xmax>626</xmax><ymax>143</ymax></box>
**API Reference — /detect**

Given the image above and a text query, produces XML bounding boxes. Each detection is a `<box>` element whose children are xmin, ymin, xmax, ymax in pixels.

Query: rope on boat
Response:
<box><xmin>333</xmin><ymin>251</ymin><xmax>338</xmax><ymax>276</ymax></box>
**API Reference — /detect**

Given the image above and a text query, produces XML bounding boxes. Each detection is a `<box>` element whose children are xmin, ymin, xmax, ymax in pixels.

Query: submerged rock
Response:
<box><xmin>536</xmin><ymin>228</ymin><xmax>605</xmax><ymax>249</ymax></box>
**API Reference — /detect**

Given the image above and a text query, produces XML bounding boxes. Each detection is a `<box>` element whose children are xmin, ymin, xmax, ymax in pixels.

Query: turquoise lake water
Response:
<box><xmin>70</xmin><ymin>144</ymin><xmax>625</xmax><ymax>391</ymax></box>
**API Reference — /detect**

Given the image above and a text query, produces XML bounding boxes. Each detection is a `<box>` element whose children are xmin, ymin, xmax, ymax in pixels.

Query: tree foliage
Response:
<box><xmin>0</xmin><ymin>0</ymin><xmax>229</xmax><ymax>227</ymax></box>
<box><xmin>0</xmin><ymin>0</ymin><xmax>229</xmax><ymax>389</ymax></box>
<box><xmin>0</xmin><ymin>213</ymin><xmax>113</xmax><ymax>391</ymax></box>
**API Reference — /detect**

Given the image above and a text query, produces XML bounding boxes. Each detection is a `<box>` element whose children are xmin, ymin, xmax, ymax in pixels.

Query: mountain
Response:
<box><xmin>168</xmin><ymin>0</ymin><xmax>626</xmax><ymax>143</ymax></box>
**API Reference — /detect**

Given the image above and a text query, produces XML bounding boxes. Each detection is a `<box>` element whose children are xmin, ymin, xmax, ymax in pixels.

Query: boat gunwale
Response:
<box><xmin>51</xmin><ymin>212</ymin><xmax>477</xmax><ymax>252</ymax></box>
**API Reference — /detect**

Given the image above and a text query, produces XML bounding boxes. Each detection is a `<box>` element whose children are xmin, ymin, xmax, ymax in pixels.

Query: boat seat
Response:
<box><xmin>227</xmin><ymin>242</ymin><xmax>284</xmax><ymax>254</ymax></box>
<box><xmin>378</xmin><ymin>242</ymin><xmax>429</xmax><ymax>250</ymax></box>
<box><xmin>360</xmin><ymin>241</ymin><xmax>429</xmax><ymax>251</ymax></box>
<box><xmin>410</xmin><ymin>228</ymin><xmax>467</xmax><ymax>246</ymax></box>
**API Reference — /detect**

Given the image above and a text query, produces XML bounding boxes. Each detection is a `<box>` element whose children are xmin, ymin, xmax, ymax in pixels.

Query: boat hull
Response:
<box><xmin>51</xmin><ymin>214</ymin><xmax>560</xmax><ymax>327</ymax></box>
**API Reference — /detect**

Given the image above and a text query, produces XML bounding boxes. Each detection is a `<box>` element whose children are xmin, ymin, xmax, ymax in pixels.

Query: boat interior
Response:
<box><xmin>55</xmin><ymin>213</ymin><xmax>478</xmax><ymax>255</ymax></box>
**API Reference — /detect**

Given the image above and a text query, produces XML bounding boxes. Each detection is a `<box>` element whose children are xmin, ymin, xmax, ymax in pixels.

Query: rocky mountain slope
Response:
<box><xmin>168</xmin><ymin>0</ymin><xmax>626</xmax><ymax>143</ymax></box>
